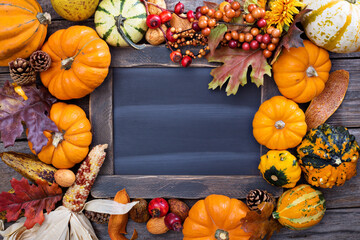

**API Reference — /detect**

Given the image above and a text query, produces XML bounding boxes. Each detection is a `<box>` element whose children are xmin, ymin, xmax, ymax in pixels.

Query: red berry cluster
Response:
<box><xmin>142</xmin><ymin>1</ymin><xmax>280</xmax><ymax>67</ymax></box>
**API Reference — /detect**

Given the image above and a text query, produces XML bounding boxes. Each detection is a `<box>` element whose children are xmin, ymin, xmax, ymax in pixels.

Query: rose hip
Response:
<box><xmin>148</xmin><ymin>198</ymin><xmax>169</xmax><ymax>218</ymax></box>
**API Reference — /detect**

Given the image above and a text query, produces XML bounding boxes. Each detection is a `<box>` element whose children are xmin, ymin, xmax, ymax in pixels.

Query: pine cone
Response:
<box><xmin>84</xmin><ymin>210</ymin><xmax>110</xmax><ymax>224</ymax></box>
<box><xmin>9</xmin><ymin>58</ymin><xmax>36</xmax><ymax>86</ymax></box>
<box><xmin>246</xmin><ymin>189</ymin><xmax>276</xmax><ymax>211</ymax></box>
<box><xmin>29</xmin><ymin>50</ymin><xmax>51</xmax><ymax>72</ymax></box>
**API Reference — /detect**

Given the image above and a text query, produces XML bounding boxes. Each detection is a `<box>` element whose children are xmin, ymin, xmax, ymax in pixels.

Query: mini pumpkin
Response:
<box><xmin>40</xmin><ymin>25</ymin><xmax>111</xmax><ymax>100</ymax></box>
<box><xmin>273</xmin><ymin>40</ymin><xmax>332</xmax><ymax>103</ymax></box>
<box><xmin>297</xmin><ymin>124</ymin><xmax>359</xmax><ymax>188</ymax></box>
<box><xmin>0</xmin><ymin>0</ymin><xmax>51</xmax><ymax>66</ymax></box>
<box><xmin>302</xmin><ymin>0</ymin><xmax>360</xmax><ymax>53</ymax></box>
<box><xmin>259</xmin><ymin>150</ymin><xmax>301</xmax><ymax>188</ymax></box>
<box><xmin>252</xmin><ymin>96</ymin><xmax>307</xmax><ymax>150</ymax></box>
<box><xmin>273</xmin><ymin>184</ymin><xmax>326</xmax><ymax>230</ymax></box>
<box><xmin>183</xmin><ymin>194</ymin><xmax>251</xmax><ymax>240</ymax></box>
<box><xmin>28</xmin><ymin>102</ymin><xmax>92</xmax><ymax>169</ymax></box>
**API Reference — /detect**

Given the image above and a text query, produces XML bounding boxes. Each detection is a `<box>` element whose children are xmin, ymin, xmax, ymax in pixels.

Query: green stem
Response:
<box><xmin>36</xmin><ymin>12</ymin><xmax>51</xmax><ymax>25</ymax></box>
<box><xmin>115</xmin><ymin>15</ymin><xmax>146</xmax><ymax>50</ymax></box>
<box><xmin>346</xmin><ymin>0</ymin><xmax>356</xmax><ymax>4</ymax></box>
<box><xmin>215</xmin><ymin>229</ymin><xmax>229</xmax><ymax>240</ymax></box>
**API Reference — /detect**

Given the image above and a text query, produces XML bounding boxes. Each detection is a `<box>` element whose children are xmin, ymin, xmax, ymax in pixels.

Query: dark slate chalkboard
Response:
<box><xmin>113</xmin><ymin>68</ymin><xmax>261</xmax><ymax>175</ymax></box>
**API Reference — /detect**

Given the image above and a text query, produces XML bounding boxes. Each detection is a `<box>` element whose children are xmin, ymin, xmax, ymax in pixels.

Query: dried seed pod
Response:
<box><xmin>148</xmin><ymin>0</ymin><xmax>166</xmax><ymax>15</ymax></box>
<box><xmin>146</xmin><ymin>216</ymin><xmax>169</xmax><ymax>235</ymax></box>
<box><xmin>129</xmin><ymin>198</ymin><xmax>150</xmax><ymax>223</ymax></box>
<box><xmin>145</xmin><ymin>25</ymin><xmax>167</xmax><ymax>45</ymax></box>
<box><xmin>168</xmin><ymin>199</ymin><xmax>189</xmax><ymax>222</ymax></box>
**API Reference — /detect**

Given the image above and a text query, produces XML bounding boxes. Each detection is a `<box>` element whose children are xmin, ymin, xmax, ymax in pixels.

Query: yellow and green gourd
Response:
<box><xmin>302</xmin><ymin>0</ymin><xmax>360</xmax><ymax>53</ymax></box>
<box><xmin>297</xmin><ymin>124</ymin><xmax>359</xmax><ymax>188</ymax></box>
<box><xmin>258</xmin><ymin>150</ymin><xmax>301</xmax><ymax>188</ymax></box>
<box><xmin>94</xmin><ymin>0</ymin><xmax>147</xmax><ymax>48</ymax></box>
<box><xmin>273</xmin><ymin>184</ymin><xmax>326</xmax><ymax>230</ymax></box>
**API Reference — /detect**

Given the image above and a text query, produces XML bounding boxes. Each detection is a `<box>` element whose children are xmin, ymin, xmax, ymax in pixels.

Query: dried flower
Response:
<box><xmin>265</xmin><ymin>0</ymin><xmax>305</xmax><ymax>33</ymax></box>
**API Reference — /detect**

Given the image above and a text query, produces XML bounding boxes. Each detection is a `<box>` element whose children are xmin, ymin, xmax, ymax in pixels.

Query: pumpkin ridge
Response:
<box><xmin>0</xmin><ymin>19</ymin><xmax>36</xmax><ymax>41</ymax></box>
<box><xmin>0</xmin><ymin>3</ymin><xmax>35</xmax><ymax>14</ymax></box>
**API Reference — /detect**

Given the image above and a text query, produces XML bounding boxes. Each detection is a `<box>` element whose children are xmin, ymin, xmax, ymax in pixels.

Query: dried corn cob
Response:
<box><xmin>63</xmin><ymin>144</ymin><xmax>108</xmax><ymax>212</ymax></box>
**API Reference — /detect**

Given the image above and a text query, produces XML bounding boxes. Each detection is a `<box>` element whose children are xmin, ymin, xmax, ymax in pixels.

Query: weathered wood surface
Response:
<box><xmin>91</xmin><ymin>175</ymin><xmax>282</xmax><ymax>199</ymax></box>
<box><xmin>1</xmin><ymin>0</ymin><xmax>360</xmax><ymax>239</ymax></box>
<box><xmin>91</xmin><ymin>208</ymin><xmax>360</xmax><ymax>240</ymax></box>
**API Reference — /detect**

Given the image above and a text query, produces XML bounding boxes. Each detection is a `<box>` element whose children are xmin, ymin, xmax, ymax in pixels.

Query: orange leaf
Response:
<box><xmin>305</xmin><ymin>70</ymin><xmax>349</xmax><ymax>130</ymax></box>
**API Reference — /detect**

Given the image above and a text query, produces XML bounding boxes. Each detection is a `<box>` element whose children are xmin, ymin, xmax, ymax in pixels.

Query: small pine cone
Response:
<box><xmin>9</xmin><ymin>58</ymin><xmax>36</xmax><ymax>86</ymax></box>
<box><xmin>29</xmin><ymin>50</ymin><xmax>51</xmax><ymax>72</ymax></box>
<box><xmin>246</xmin><ymin>189</ymin><xmax>276</xmax><ymax>211</ymax></box>
<box><xmin>84</xmin><ymin>210</ymin><xmax>110</xmax><ymax>224</ymax></box>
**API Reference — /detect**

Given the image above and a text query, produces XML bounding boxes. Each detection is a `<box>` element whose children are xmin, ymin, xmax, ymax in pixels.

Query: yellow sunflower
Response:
<box><xmin>264</xmin><ymin>0</ymin><xmax>305</xmax><ymax>33</ymax></box>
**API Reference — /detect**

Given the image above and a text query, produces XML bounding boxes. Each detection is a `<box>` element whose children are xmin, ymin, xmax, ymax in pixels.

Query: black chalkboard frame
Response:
<box><xmin>89</xmin><ymin>46</ymin><xmax>282</xmax><ymax>200</ymax></box>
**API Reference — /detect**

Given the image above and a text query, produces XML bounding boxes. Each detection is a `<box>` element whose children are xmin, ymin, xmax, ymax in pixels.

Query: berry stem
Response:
<box><xmin>159</xmin><ymin>26</ymin><xmax>174</xmax><ymax>52</ymax></box>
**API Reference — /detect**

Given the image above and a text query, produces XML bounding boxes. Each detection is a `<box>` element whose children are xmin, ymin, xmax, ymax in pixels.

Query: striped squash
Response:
<box><xmin>0</xmin><ymin>0</ymin><xmax>50</xmax><ymax>66</ymax></box>
<box><xmin>94</xmin><ymin>0</ymin><xmax>147</xmax><ymax>47</ymax></box>
<box><xmin>273</xmin><ymin>184</ymin><xmax>326</xmax><ymax>230</ymax></box>
<box><xmin>302</xmin><ymin>0</ymin><xmax>360</xmax><ymax>53</ymax></box>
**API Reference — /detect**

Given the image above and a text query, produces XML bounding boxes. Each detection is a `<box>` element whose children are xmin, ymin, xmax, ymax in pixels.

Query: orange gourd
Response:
<box><xmin>273</xmin><ymin>40</ymin><xmax>332</xmax><ymax>103</ymax></box>
<box><xmin>40</xmin><ymin>25</ymin><xmax>111</xmax><ymax>100</ymax></box>
<box><xmin>28</xmin><ymin>102</ymin><xmax>92</xmax><ymax>168</ymax></box>
<box><xmin>183</xmin><ymin>194</ymin><xmax>251</xmax><ymax>240</ymax></box>
<box><xmin>0</xmin><ymin>0</ymin><xmax>50</xmax><ymax>66</ymax></box>
<box><xmin>252</xmin><ymin>96</ymin><xmax>307</xmax><ymax>150</ymax></box>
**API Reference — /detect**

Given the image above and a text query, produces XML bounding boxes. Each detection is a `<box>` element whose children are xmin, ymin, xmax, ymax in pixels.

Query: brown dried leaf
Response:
<box><xmin>203</xmin><ymin>1</ymin><xmax>219</xmax><ymax>9</ymax></box>
<box><xmin>170</xmin><ymin>14</ymin><xmax>192</xmax><ymax>31</ymax></box>
<box><xmin>305</xmin><ymin>70</ymin><xmax>349</xmax><ymax>130</ymax></box>
<box><xmin>241</xmin><ymin>202</ymin><xmax>283</xmax><ymax>240</ymax></box>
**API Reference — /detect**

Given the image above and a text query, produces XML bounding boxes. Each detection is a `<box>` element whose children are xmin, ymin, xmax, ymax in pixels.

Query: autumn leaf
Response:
<box><xmin>207</xmin><ymin>48</ymin><xmax>271</xmax><ymax>95</ymax></box>
<box><xmin>208</xmin><ymin>24</ymin><xmax>227</xmax><ymax>55</ymax></box>
<box><xmin>240</xmin><ymin>202</ymin><xmax>283</xmax><ymax>240</ymax></box>
<box><xmin>203</xmin><ymin>1</ymin><xmax>219</xmax><ymax>9</ymax></box>
<box><xmin>0</xmin><ymin>81</ymin><xmax>58</xmax><ymax>154</ymax></box>
<box><xmin>272</xmin><ymin>7</ymin><xmax>312</xmax><ymax>64</ymax></box>
<box><xmin>0</xmin><ymin>178</ymin><xmax>62</xmax><ymax>229</ymax></box>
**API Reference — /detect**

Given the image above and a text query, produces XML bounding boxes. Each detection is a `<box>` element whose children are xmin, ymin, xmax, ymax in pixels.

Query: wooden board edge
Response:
<box><xmin>91</xmin><ymin>175</ymin><xmax>282</xmax><ymax>199</ymax></box>
<box><xmin>89</xmin><ymin>70</ymin><xmax>114</xmax><ymax>175</ymax></box>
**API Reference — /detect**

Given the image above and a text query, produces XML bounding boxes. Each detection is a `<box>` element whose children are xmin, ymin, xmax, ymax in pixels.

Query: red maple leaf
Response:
<box><xmin>0</xmin><ymin>178</ymin><xmax>62</xmax><ymax>229</ymax></box>
<box><xmin>207</xmin><ymin>48</ymin><xmax>272</xmax><ymax>95</ymax></box>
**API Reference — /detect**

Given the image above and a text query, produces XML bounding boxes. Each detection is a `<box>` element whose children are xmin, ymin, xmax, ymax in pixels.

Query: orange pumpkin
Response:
<box><xmin>252</xmin><ymin>96</ymin><xmax>307</xmax><ymax>150</ymax></box>
<box><xmin>273</xmin><ymin>40</ymin><xmax>332</xmax><ymax>103</ymax></box>
<box><xmin>0</xmin><ymin>0</ymin><xmax>50</xmax><ymax>66</ymax></box>
<box><xmin>183</xmin><ymin>194</ymin><xmax>251</xmax><ymax>240</ymax></box>
<box><xmin>40</xmin><ymin>25</ymin><xmax>111</xmax><ymax>100</ymax></box>
<box><xmin>28</xmin><ymin>102</ymin><xmax>92</xmax><ymax>168</ymax></box>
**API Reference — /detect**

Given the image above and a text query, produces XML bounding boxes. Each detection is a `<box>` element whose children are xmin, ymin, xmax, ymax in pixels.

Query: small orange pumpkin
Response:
<box><xmin>0</xmin><ymin>0</ymin><xmax>51</xmax><ymax>66</ymax></box>
<box><xmin>40</xmin><ymin>25</ymin><xmax>111</xmax><ymax>100</ymax></box>
<box><xmin>252</xmin><ymin>96</ymin><xmax>307</xmax><ymax>150</ymax></box>
<box><xmin>273</xmin><ymin>40</ymin><xmax>332</xmax><ymax>103</ymax></box>
<box><xmin>183</xmin><ymin>194</ymin><xmax>251</xmax><ymax>240</ymax></box>
<box><xmin>28</xmin><ymin>102</ymin><xmax>92</xmax><ymax>168</ymax></box>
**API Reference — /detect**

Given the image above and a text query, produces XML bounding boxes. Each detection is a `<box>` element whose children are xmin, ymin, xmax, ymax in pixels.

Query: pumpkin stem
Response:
<box><xmin>36</xmin><ymin>12</ymin><xmax>51</xmax><ymax>25</ymax></box>
<box><xmin>52</xmin><ymin>132</ymin><xmax>64</xmax><ymax>148</ymax></box>
<box><xmin>61</xmin><ymin>57</ymin><xmax>74</xmax><ymax>70</ymax></box>
<box><xmin>115</xmin><ymin>15</ymin><xmax>146</xmax><ymax>50</ymax></box>
<box><xmin>272</xmin><ymin>211</ymin><xmax>280</xmax><ymax>219</ymax></box>
<box><xmin>61</xmin><ymin>38</ymin><xmax>99</xmax><ymax>70</ymax></box>
<box><xmin>346</xmin><ymin>0</ymin><xmax>356</xmax><ymax>4</ymax></box>
<box><xmin>215</xmin><ymin>229</ymin><xmax>229</xmax><ymax>240</ymax></box>
<box><xmin>275</xmin><ymin>120</ymin><xmax>285</xmax><ymax>129</ymax></box>
<box><xmin>306</xmin><ymin>66</ymin><xmax>318</xmax><ymax>77</ymax></box>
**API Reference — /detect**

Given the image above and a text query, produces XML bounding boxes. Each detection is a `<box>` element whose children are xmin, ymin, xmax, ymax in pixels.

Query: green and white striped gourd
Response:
<box><xmin>94</xmin><ymin>0</ymin><xmax>147</xmax><ymax>48</ymax></box>
<box><xmin>302</xmin><ymin>0</ymin><xmax>360</xmax><ymax>53</ymax></box>
<box><xmin>273</xmin><ymin>184</ymin><xmax>326</xmax><ymax>230</ymax></box>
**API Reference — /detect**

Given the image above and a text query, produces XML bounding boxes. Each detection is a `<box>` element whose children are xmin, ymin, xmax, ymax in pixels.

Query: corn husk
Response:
<box><xmin>0</xmin><ymin>200</ymin><xmax>138</xmax><ymax>240</ymax></box>
<box><xmin>0</xmin><ymin>220</ymin><xmax>4</xmax><ymax>231</ymax></box>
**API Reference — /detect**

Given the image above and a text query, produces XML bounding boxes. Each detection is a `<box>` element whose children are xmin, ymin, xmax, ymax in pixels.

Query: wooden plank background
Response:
<box><xmin>1</xmin><ymin>0</ymin><xmax>360</xmax><ymax>239</ymax></box>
